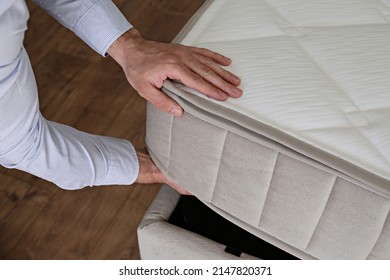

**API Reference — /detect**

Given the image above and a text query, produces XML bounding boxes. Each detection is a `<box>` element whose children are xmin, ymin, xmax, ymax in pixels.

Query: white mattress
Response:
<box><xmin>174</xmin><ymin>0</ymin><xmax>390</xmax><ymax>183</ymax></box>
<box><xmin>145</xmin><ymin>0</ymin><xmax>390</xmax><ymax>259</ymax></box>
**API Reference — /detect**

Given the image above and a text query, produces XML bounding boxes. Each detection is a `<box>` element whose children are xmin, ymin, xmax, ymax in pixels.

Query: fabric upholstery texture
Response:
<box><xmin>137</xmin><ymin>185</ymin><xmax>259</xmax><ymax>260</ymax></box>
<box><xmin>146</xmin><ymin>102</ymin><xmax>390</xmax><ymax>259</ymax></box>
<box><xmin>143</xmin><ymin>0</ymin><xmax>390</xmax><ymax>260</ymax></box>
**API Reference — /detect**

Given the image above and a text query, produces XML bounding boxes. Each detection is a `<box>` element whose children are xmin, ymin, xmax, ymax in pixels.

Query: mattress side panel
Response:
<box><xmin>368</xmin><ymin>212</ymin><xmax>390</xmax><ymax>260</ymax></box>
<box><xmin>145</xmin><ymin>102</ymin><xmax>173</xmax><ymax>174</ymax></box>
<box><xmin>146</xmin><ymin>106</ymin><xmax>390</xmax><ymax>259</ymax></box>
<box><xmin>211</xmin><ymin>132</ymin><xmax>278</xmax><ymax>225</ymax></box>
<box><xmin>147</xmin><ymin>104</ymin><xmax>224</xmax><ymax>202</ymax></box>
<box><xmin>306</xmin><ymin>178</ymin><xmax>390</xmax><ymax>259</ymax></box>
<box><xmin>258</xmin><ymin>154</ymin><xmax>337</xmax><ymax>249</ymax></box>
<box><xmin>169</xmin><ymin>115</ymin><xmax>228</xmax><ymax>201</ymax></box>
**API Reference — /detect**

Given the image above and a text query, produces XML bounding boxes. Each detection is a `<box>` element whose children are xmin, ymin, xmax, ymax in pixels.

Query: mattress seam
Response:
<box><xmin>290</xmin><ymin>37</ymin><xmax>362</xmax><ymax>111</ymax></box>
<box><xmin>194</xmin><ymin>24</ymin><xmax>390</xmax><ymax>46</ymax></box>
<box><xmin>210</xmin><ymin>130</ymin><xmax>228</xmax><ymax>203</ymax></box>
<box><xmin>365</xmin><ymin>202</ymin><xmax>390</xmax><ymax>259</ymax></box>
<box><xmin>262</xmin><ymin>0</ymin><xmax>297</xmax><ymax>30</ymax></box>
<box><xmin>165</xmin><ymin>88</ymin><xmax>390</xmax><ymax>195</ymax></box>
<box><xmin>166</xmin><ymin>114</ymin><xmax>174</xmax><ymax>176</ymax></box>
<box><xmin>304</xmin><ymin>175</ymin><xmax>338</xmax><ymax>251</ymax></box>
<box><xmin>257</xmin><ymin>151</ymin><xmax>280</xmax><ymax>227</ymax></box>
<box><xmin>289</xmin><ymin>38</ymin><xmax>390</xmax><ymax>168</ymax></box>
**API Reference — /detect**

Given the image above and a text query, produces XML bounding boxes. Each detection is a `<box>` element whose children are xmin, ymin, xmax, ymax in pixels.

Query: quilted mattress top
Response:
<box><xmin>173</xmin><ymin>0</ymin><xmax>390</xmax><ymax>182</ymax></box>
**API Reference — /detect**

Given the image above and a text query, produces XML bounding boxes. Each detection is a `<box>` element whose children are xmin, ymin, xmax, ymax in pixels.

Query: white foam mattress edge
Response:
<box><xmin>167</xmin><ymin>0</ymin><xmax>390</xmax><ymax>183</ymax></box>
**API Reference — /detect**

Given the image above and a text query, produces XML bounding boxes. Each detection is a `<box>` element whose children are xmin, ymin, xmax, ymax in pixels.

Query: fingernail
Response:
<box><xmin>171</xmin><ymin>107</ymin><xmax>183</xmax><ymax>117</ymax></box>
<box><xmin>218</xmin><ymin>90</ymin><xmax>229</xmax><ymax>100</ymax></box>
<box><xmin>231</xmin><ymin>87</ymin><xmax>243</xmax><ymax>96</ymax></box>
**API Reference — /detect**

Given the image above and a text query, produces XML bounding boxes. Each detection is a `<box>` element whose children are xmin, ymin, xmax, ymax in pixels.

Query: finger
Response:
<box><xmin>143</xmin><ymin>85</ymin><xmax>183</xmax><ymax>117</ymax></box>
<box><xmin>184</xmin><ymin>58</ymin><xmax>242</xmax><ymax>98</ymax></box>
<box><xmin>171</xmin><ymin>184</ymin><xmax>192</xmax><ymax>196</ymax></box>
<box><xmin>195</xmin><ymin>53</ymin><xmax>241</xmax><ymax>87</ymax></box>
<box><xmin>189</xmin><ymin>46</ymin><xmax>232</xmax><ymax>66</ymax></box>
<box><xmin>164</xmin><ymin>176</ymin><xmax>192</xmax><ymax>196</ymax></box>
<box><xmin>169</xmin><ymin>66</ymin><xmax>229</xmax><ymax>101</ymax></box>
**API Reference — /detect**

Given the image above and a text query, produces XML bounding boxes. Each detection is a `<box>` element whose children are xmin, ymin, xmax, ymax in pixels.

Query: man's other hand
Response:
<box><xmin>135</xmin><ymin>149</ymin><xmax>191</xmax><ymax>195</ymax></box>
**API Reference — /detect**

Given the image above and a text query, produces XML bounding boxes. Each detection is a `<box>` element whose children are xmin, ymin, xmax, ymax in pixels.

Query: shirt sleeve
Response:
<box><xmin>0</xmin><ymin>1</ymin><xmax>139</xmax><ymax>189</ymax></box>
<box><xmin>0</xmin><ymin>48</ymin><xmax>139</xmax><ymax>190</ymax></box>
<box><xmin>32</xmin><ymin>0</ymin><xmax>132</xmax><ymax>56</ymax></box>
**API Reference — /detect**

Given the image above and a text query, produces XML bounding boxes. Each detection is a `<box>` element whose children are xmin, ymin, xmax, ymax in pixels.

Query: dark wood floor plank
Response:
<box><xmin>0</xmin><ymin>168</ymin><xmax>59</xmax><ymax>192</ymax></box>
<box><xmin>34</xmin><ymin>51</ymin><xmax>91</xmax><ymax>122</ymax></box>
<box><xmin>0</xmin><ymin>174</ymin><xmax>32</xmax><ymax>227</ymax></box>
<box><xmin>118</xmin><ymin>0</ymin><xmax>205</xmax><ymax>41</ymax></box>
<box><xmin>88</xmin><ymin>184</ymin><xmax>161</xmax><ymax>259</ymax></box>
<box><xmin>6</xmin><ymin>186</ymin><xmax>126</xmax><ymax>259</ymax></box>
<box><xmin>0</xmin><ymin>174</ymin><xmax>55</xmax><ymax>259</ymax></box>
<box><xmin>25</xmin><ymin>1</ymin><xmax>99</xmax><ymax>65</ymax></box>
<box><xmin>103</xmin><ymin>95</ymin><xmax>147</xmax><ymax>148</ymax></box>
<box><xmin>58</xmin><ymin>60</ymin><xmax>134</xmax><ymax>135</ymax></box>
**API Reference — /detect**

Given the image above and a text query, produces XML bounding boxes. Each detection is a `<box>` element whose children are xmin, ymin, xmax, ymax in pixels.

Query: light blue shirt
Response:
<box><xmin>0</xmin><ymin>0</ymin><xmax>139</xmax><ymax>189</ymax></box>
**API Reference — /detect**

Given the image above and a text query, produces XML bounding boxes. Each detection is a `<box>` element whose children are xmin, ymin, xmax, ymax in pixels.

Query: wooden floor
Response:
<box><xmin>0</xmin><ymin>0</ymin><xmax>205</xmax><ymax>259</ymax></box>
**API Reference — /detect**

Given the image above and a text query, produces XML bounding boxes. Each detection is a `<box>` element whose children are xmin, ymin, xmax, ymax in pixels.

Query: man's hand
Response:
<box><xmin>108</xmin><ymin>29</ymin><xmax>242</xmax><ymax>117</ymax></box>
<box><xmin>136</xmin><ymin>148</ymin><xmax>191</xmax><ymax>195</ymax></box>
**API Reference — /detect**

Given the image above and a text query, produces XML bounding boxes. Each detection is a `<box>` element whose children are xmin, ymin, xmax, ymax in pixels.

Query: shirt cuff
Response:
<box><xmin>74</xmin><ymin>0</ymin><xmax>133</xmax><ymax>56</ymax></box>
<box><xmin>97</xmin><ymin>136</ymin><xmax>139</xmax><ymax>186</ymax></box>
